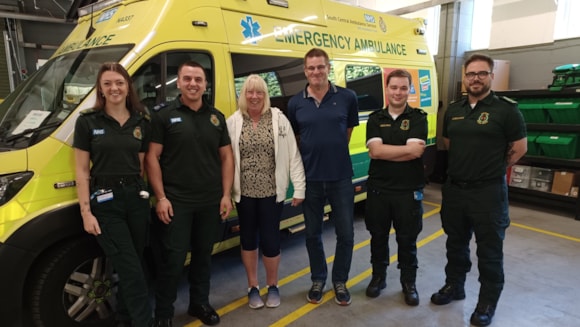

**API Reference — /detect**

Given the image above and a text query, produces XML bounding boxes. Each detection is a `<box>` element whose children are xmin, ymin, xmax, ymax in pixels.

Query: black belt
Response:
<box><xmin>448</xmin><ymin>177</ymin><xmax>503</xmax><ymax>189</ymax></box>
<box><xmin>91</xmin><ymin>175</ymin><xmax>140</xmax><ymax>188</ymax></box>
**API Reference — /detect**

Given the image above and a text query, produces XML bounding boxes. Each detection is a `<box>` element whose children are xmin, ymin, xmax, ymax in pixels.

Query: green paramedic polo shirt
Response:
<box><xmin>443</xmin><ymin>91</ymin><xmax>526</xmax><ymax>183</ymax></box>
<box><xmin>150</xmin><ymin>97</ymin><xmax>231</xmax><ymax>206</ymax></box>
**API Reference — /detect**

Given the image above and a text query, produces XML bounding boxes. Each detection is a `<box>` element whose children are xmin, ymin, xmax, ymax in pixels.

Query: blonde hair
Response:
<box><xmin>238</xmin><ymin>74</ymin><xmax>271</xmax><ymax>117</ymax></box>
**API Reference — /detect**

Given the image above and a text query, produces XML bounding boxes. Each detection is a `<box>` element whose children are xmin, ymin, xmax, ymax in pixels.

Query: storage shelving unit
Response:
<box><xmin>496</xmin><ymin>88</ymin><xmax>580</xmax><ymax>220</ymax></box>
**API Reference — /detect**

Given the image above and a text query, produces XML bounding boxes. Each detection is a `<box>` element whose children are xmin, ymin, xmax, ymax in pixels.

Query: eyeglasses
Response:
<box><xmin>306</xmin><ymin>65</ymin><xmax>328</xmax><ymax>72</ymax></box>
<box><xmin>465</xmin><ymin>71</ymin><xmax>491</xmax><ymax>80</ymax></box>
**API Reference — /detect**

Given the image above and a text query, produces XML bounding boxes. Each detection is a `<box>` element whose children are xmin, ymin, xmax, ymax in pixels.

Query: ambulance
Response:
<box><xmin>0</xmin><ymin>0</ymin><xmax>438</xmax><ymax>325</ymax></box>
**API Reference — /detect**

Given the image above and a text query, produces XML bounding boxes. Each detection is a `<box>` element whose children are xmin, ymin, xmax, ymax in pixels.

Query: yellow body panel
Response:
<box><xmin>1</xmin><ymin>0</ymin><xmax>438</xmax><ymax>243</ymax></box>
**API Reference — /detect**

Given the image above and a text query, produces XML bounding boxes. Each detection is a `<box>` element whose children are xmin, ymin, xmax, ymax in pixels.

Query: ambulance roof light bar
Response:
<box><xmin>267</xmin><ymin>0</ymin><xmax>289</xmax><ymax>8</ymax></box>
<box><xmin>78</xmin><ymin>0</ymin><xmax>123</xmax><ymax>18</ymax></box>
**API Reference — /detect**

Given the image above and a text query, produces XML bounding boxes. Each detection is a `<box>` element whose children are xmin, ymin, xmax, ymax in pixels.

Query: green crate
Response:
<box><xmin>544</xmin><ymin>99</ymin><xmax>580</xmax><ymax>124</ymax></box>
<box><xmin>517</xmin><ymin>99</ymin><xmax>549</xmax><ymax>123</ymax></box>
<box><xmin>549</xmin><ymin>64</ymin><xmax>580</xmax><ymax>90</ymax></box>
<box><xmin>526</xmin><ymin>131</ymin><xmax>542</xmax><ymax>156</ymax></box>
<box><xmin>536</xmin><ymin>133</ymin><xmax>579</xmax><ymax>159</ymax></box>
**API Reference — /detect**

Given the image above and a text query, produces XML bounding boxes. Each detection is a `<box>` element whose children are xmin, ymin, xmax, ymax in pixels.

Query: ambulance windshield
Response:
<box><xmin>0</xmin><ymin>45</ymin><xmax>130</xmax><ymax>148</ymax></box>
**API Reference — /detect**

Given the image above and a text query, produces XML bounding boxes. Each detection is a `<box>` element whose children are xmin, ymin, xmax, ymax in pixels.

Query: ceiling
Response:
<box><xmin>0</xmin><ymin>0</ymin><xmax>98</xmax><ymax>23</ymax></box>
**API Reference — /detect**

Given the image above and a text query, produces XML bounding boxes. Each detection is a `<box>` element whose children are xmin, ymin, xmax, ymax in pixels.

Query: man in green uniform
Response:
<box><xmin>364</xmin><ymin>69</ymin><xmax>427</xmax><ymax>305</ymax></box>
<box><xmin>146</xmin><ymin>61</ymin><xmax>234</xmax><ymax>327</ymax></box>
<box><xmin>430</xmin><ymin>54</ymin><xmax>527</xmax><ymax>327</ymax></box>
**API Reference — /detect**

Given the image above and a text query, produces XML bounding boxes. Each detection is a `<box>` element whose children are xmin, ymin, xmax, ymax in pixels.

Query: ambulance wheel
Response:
<box><xmin>29</xmin><ymin>237</ymin><xmax>117</xmax><ymax>327</ymax></box>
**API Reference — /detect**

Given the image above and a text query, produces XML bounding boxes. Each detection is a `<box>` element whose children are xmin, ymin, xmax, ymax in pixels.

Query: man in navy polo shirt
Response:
<box><xmin>287</xmin><ymin>47</ymin><xmax>359</xmax><ymax>306</ymax></box>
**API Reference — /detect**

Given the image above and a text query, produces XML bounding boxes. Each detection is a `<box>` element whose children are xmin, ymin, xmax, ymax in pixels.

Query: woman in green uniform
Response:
<box><xmin>74</xmin><ymin>62</ymin><xmax>153</xmax><ymax>327</ymax></box>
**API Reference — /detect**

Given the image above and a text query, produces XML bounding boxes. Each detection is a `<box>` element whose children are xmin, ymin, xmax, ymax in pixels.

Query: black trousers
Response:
<box><xmin>91</xmin><ymin>180</ymin><xmax>152</xmax><ymax>327</ymax></box>
<box><xmin>365</xmin><ymin>188</ymin><xmax>423</xmax><ymax>283</ymax></box>
<box><xmin>440</xmin><ymin>179</ymin><xmax>510</xmax><ymax>305</ymax></box>
<box><xmin>152</xmin><ymin>202</ymin><xmax>220</xmax><ymax>319</ymax></box>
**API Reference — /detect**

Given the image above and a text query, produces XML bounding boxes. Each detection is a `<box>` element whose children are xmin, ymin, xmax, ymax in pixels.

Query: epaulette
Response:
<box><xmin>79</xmin><ymin>108</ymin><xmax>97</xmax><ymax>116</ymax></box>
<box><xmin>368</xmin><ymin>108</ymin><xmax>383</xmax><ymax>117</ymax></box>
<box><xmin>500</xmin><ymin>96</ymin><xmax>517</xmax><ymax>105</ymax></box>
<box><xmin>414</xmin><ymin>108</ymin><xmax>427</xmax><ymax>115</ymax></box>
<box><xmin>152</xmin><ymin>102</ymin><xmax>168</xmax><ymax>112</ymax></box>
<box><xmin>141</xmin><ymin>107</ymin><xmax>151</xmax><ymax>121</ymax></box>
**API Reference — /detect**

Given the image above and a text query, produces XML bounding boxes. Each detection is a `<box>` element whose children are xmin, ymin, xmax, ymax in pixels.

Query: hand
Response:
<box><xmin>220</xmin><ymin>195</ymin><xmax>233</xmax><ymax>220</ymax></box>
<box><xmin>291</xmin><ymin>198</ymin><xmax>304</xmax><ymax>207</ymax></box>
<box><xmin>156</xmin><ymin>198</ymin><xmax>174</xmax><ymax>224</ymax></box>
<box><xmin>82</xmin><ymin>213</ymin><xmax>101</xmax><ymax>236</ymax></box>
<box><xmin>407</xmin><ymin>141</ymin><xmax>426</xmax><ymax>158</ymax></box>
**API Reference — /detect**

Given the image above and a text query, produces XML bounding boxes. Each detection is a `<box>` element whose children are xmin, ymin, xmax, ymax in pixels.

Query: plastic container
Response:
<box><xmin>526</xmin><ymin>131</ymin><xmax>542</xmax><ymax>156</ymax></box>
<box><xmin>536</xmin><ymin>133</ymin><xmax>579</xmax><ymax>159</ymax></box>
<box><xmin>544</xmin><ymin>99</ymin><xmax>580</xmax><ymax>124</ymax></box>
<box><xmin>517</xmin><ymin>98</ymin><xmax>549</xmax><ymax>123</ymax></box>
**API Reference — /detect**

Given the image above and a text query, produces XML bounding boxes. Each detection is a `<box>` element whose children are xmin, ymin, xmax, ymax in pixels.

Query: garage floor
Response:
<box><xmin>167</xmin><ymin>183</ymin><xmax>580</xmax><ymax>327</ymax></box>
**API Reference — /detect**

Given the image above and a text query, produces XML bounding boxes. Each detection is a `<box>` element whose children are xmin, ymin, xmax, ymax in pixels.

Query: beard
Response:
<box><xmin>466</xmin><ymin>81</ymin><xmax>491</xmax><ymax>98</ymax></box>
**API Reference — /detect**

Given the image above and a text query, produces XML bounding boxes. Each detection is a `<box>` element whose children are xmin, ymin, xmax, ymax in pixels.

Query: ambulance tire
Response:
<box><xmin>29</xmin><ymin>237</ymin><xmax>116</xmax><ymax>327</ymax></box>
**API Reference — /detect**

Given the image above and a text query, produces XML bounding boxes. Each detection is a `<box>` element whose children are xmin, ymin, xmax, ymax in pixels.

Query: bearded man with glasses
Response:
<box><xmin>430</xmin><ymin>53</ymin><xmax>527</xmax><ymax>327</ymax></box>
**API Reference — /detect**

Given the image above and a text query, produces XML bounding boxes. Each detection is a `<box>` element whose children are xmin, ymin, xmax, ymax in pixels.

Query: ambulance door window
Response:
<box><xmin>231</xmin><ymin>53</ymin><xmax>303</xmax><ymax>115</ymax></box>
<box><xmin>132</xmin><ymin>52</ymin><xmax>214</xmax><ymax>109</ymax></box>
<box><xmin>345</xmin><ymin>65</ymin><xmax>383</xmax><ymax>111</ymax></box>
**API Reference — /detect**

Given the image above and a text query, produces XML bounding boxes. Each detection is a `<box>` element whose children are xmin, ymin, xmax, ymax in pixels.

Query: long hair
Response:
<box><xmin>238</xmin><ymin>74</ymin><xmax>271</xmax><ymax>117</ymax></box>
<box><xmin>94</xmin><ymin>62</ymin><xmax>145</xmax><ymax>114</ymax></box>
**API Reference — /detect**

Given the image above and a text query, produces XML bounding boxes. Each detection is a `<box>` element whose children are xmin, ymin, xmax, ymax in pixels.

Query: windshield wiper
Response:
<box><xmin>3</xmin><ymin>121</ymin><xmax>62</xmax><ymax>143</ymax></box>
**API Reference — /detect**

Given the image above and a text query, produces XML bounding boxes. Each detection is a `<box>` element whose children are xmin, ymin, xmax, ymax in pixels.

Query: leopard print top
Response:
<box><xmin>239</xmin><ymin>109</ymin><xmax>276</xmax><ymax>198</ymax></box>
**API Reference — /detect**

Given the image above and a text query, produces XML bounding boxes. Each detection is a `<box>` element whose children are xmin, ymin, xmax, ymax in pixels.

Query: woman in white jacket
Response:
<box><xmin>226</xmin><ymin>74</ymin><xmax>305</xmax><ymax>310</ymax></box>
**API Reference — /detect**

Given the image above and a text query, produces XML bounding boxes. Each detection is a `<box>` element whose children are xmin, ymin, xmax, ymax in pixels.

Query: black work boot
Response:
<box><xmin>152</xmin><ymin>318</ymin><xmax>172</xmax><ymax>327</ymax></box>
<box><xmin>401</xmin><ymin>282</ymin><xmax>419</xmax><ymax>306</ymax></box>
<box><xmin>430</xmin><ymin>283</ymin><xmax>466</xmax><ymax>305</ymax></box>
<box><xmin>365</xmin><ymin>275</ymin><xmax>386</xmax><ymax>298</ymax></box>
<box><xmin>470</xmin><ymin>303</ymin><xmax>496</xmax><ymax>326</ymax></box>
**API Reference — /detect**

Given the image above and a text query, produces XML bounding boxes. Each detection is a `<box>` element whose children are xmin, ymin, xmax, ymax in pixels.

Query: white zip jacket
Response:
<box><xmin>227</xmin><ymin>107</ymin><xmax>306</xmax><ymax>203</ymax></box>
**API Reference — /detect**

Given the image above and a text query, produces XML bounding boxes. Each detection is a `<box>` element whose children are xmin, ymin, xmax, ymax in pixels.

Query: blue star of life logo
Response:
<box><xmin>241</xmin><ymin>16</ymin><xmax>261</xmax><ymax>44</ymax></box>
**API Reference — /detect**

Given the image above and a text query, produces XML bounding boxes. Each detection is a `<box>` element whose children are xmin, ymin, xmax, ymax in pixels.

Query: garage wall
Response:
<box><xmin>464</xmin><ymin>37</ymin><xmax>580</xmax><ymax>90</ymax></box>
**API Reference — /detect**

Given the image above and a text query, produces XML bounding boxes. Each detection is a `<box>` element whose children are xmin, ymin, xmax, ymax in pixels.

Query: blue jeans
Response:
<box><xmin>303</xmin><ymin>178</ymin><xmax>354</xmax><ymax>283</ymax></box>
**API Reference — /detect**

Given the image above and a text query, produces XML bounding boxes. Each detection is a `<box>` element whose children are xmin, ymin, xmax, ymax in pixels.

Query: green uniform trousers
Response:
<box><xmin>441</xmin><ymin>179</ymin><xmax>510</xmax><ymax>306</ymax></box>
<box><xmin>91</xmin><ymin>180</ymin><xmax>152</xmax><ymax>327</ymax></box>
<box><xmin>152</xmin><ymin>203</ymin><xmax>220</xmax><ymax>319</ymax></box>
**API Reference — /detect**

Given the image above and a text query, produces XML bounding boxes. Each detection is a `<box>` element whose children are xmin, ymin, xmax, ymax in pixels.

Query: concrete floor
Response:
<box><xmin>169</xmin><ymin>183</ymin><xmax>580</xmax><ymax>327</ymax></box>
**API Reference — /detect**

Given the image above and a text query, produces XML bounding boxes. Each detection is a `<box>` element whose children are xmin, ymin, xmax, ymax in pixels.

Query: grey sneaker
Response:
<box><xmin>334</xmin><ymin>282</ymin><xmax>351</xmax><ymax>306</ymax></box>
<box><xmin>266</xmin><ymin>285</ymin><xmax>281</xmax><ymax>308</ymax></box>
<box><xmin>248</xmin><ymin>286</ymin><xmax>264</xmax><ymax>309</ymax></box>
<box><xmin>306</xmin><ymin>281</ymin><xmax>326</xmax><ymax>304</ymax></box>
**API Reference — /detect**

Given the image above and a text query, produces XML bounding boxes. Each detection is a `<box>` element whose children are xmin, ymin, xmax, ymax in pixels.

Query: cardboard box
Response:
<box><xmin>551</xmin><ymin>171</ymin><xmax>577</xmax><ymax>196</ymax></box>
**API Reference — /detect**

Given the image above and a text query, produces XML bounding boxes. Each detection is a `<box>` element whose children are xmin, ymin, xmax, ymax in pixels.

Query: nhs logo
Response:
<box><xmin>364</xmin><ymin>14</ymin><xmax>375</xmax><ymax>23</ymax></box>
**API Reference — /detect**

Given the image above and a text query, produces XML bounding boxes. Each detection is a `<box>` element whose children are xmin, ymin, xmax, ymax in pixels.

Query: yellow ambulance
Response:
<box><xmin>0</xmin><ymin>0</ymin><xmax>438</xmax><ymax>325</ymax></box>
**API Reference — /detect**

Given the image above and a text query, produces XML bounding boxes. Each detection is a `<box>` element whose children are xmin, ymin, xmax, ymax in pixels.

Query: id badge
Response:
<box><xmin>97</xmin><ymin>191</ymin><xmax>114</xmax><ymax>203</ymax></box>
<box><xmin>91</xmin><ymin>189</ymin><xmax>114</xmax><ymax>203</ymax></box>
<box><xmin>413</xmin><ymin>190</ymin><xmax>423</xmax><ymax>201</ymax></box>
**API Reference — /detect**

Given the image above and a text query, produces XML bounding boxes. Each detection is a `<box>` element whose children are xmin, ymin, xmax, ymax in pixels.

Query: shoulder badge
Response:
<box><xmin>152</xmin><ymin>102</ymin><xmax>168</xmax><ymax>112</ymax></box>
<box><xmin>79</xmin><ymin>108</ymin><xmax>97</xmax><ymax>116</ymax></box>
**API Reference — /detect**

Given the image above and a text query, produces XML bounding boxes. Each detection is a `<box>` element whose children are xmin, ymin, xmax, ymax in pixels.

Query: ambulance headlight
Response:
<box><xmin>0</xmin><ymin>172</ymin><xmax>33</xmax><ymax>206</ymax></box>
